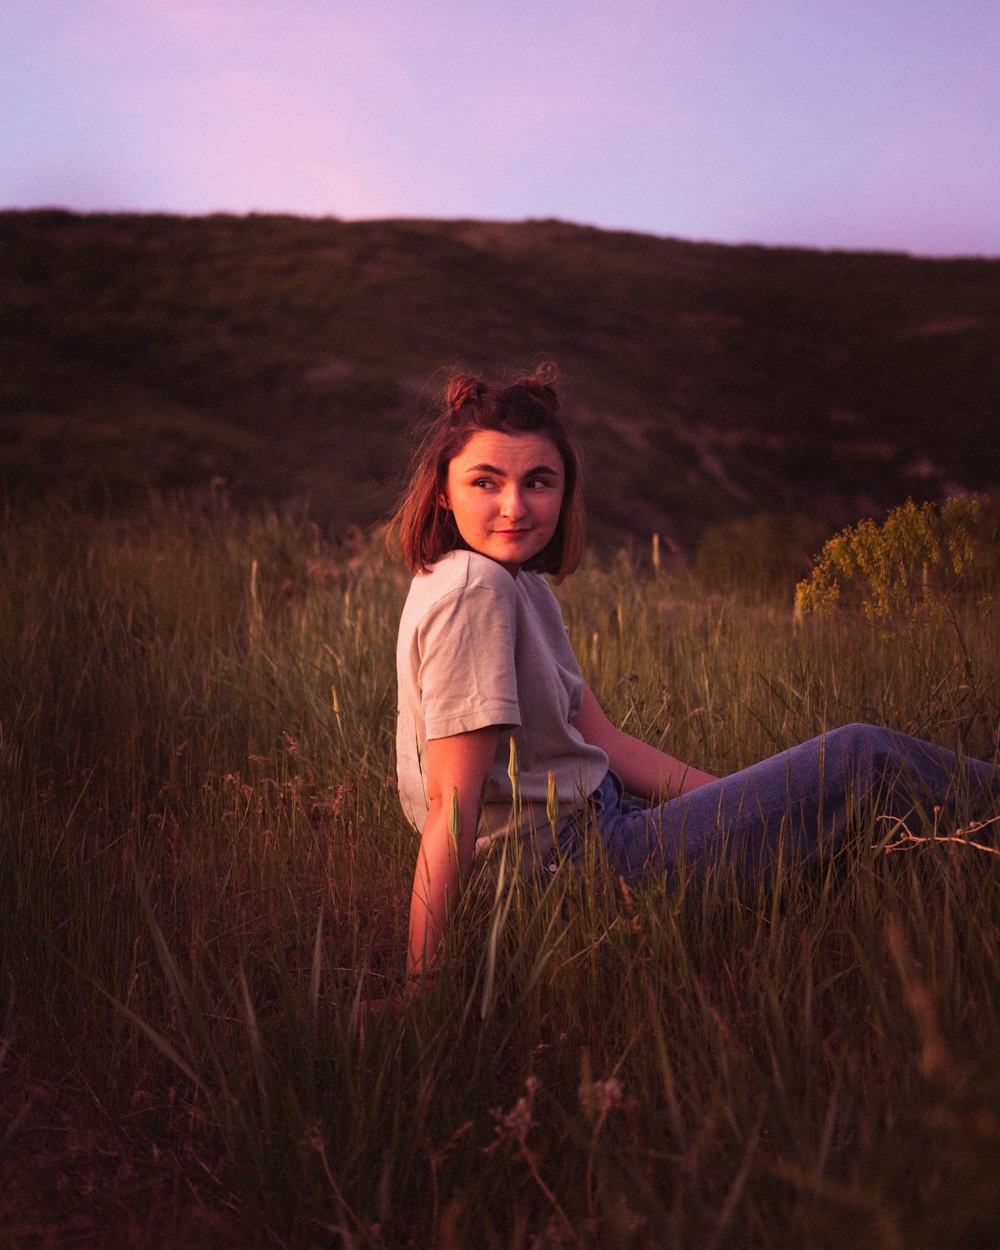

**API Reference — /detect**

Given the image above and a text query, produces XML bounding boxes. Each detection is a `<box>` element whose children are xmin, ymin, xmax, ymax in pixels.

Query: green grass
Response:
<box><xmin>2</xmin><ymin>497</ymin><xmax>999</xmax><ymax>1247</ymax></box>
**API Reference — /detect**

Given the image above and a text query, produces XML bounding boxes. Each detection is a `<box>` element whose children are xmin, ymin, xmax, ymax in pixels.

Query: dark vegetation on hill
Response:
<box><xmin>2</xmin><ymin>209</ymin><xmax>998</xmax><ymax>557</ymax></box>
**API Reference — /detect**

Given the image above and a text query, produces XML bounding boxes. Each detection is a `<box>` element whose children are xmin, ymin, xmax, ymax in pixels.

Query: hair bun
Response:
<box><xmin>511</xmin><ymin>362</ymin><xmax>560</xmax><ymax>416</ymax></box>
<box><xmin>444</xmin><ymin>373</ymin><xmax>486</xmax><ymax>413</ymax></box>
<box><xmin>522</xmin><ymin>360</ymin><xmax>559</xmax><ymax>389</ymax></box>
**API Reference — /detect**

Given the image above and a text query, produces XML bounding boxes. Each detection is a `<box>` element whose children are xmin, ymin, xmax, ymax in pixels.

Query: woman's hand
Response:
<box><xmin>357</xmin><ymin>972</ymin><xmax>438</xmax><ymax>1042</ymax></box>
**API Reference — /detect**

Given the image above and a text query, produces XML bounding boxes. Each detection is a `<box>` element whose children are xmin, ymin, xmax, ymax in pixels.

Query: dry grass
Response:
<box><xmin>2</xmin><ymin>498</ymin><xmax>1000</xmax><ymax>1247</ymax></box>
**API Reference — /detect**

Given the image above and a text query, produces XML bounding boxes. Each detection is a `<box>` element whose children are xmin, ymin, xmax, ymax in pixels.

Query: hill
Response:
<box><xmin>2</xmin><ymin>209</ymin><xmax>998</xmax><ymax>553</ymax></box>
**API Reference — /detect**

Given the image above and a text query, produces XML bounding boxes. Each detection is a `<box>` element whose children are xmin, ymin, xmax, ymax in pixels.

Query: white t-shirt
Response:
<box><xmin>395</xmin><ymin>550</ymin><xmax>609</xmax><ymax>868</ymax></box>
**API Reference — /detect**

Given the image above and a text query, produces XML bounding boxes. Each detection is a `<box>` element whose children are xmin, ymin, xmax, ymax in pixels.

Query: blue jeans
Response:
<box><xmin>555</xmin><ymin>724</ymin><xmax>999</xmax><ymax>884</ymax></box>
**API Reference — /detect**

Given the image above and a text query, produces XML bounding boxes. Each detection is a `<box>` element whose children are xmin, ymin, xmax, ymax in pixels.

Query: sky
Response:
<box><xmin>3</xmin><ymin>0</ymin><xmax>999</xmax><ymax>257</ymax></box>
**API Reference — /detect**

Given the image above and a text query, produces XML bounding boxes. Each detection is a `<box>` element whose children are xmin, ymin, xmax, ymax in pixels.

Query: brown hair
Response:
<box><xmin>389</xmin><ymin>363</ymin><xmax>585</xmax><ymax>579</ymax></box>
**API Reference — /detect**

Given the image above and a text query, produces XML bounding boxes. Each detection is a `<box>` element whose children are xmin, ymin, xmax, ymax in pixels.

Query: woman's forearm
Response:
<box><xmin>407</xmin><ymin>726</ymin><xmax>500</xmax><ymax>978</ymax></box>
<box><xmin>573</xmin><ymin>681</ymin><xmax>716</xmax><ymax>801</ymax></box>
<box><xmin>407</xmin><ymin>802</ymin><xmax>459</xmax><ymax>976</ymax></box>
<box><xmin>604</xmin><ymin>726</ymin><xmax>717</xmax><ymax>800</ymax></box>
<box><xmin>406</xmin><ymin>782</ymin><xmax>484</xmax><ymax>976</ymax></box>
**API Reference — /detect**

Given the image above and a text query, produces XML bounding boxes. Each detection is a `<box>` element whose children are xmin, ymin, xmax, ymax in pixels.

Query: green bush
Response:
<box><xmin>795</xmin><ymin>496</ymin><xmax>997</xmax><ymax>621</ymax></box>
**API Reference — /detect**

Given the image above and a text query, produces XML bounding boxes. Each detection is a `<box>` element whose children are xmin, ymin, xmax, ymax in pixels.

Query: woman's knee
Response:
<box><xmin>826</xmin><ymin>723</ymin><xmax>893</xmax><ymax>752</ymax></box>
<box><xmin>822</xmin><ymin>723</ymin><xmax>898</xmax><ymax>779</ymax></box>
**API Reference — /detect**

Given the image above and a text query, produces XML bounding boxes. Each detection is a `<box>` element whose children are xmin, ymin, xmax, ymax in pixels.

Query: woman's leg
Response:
<box><xmin>593</xmin><ymin>723</ymin><xmax>998</xmax><ymax>884</ymax></box>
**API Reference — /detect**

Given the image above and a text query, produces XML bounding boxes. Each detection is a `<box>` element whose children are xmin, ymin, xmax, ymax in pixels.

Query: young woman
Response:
<box><xmin>390</xmin><ymin>365</ymin><xmax>997</xmax><ymax>982</ymax></box>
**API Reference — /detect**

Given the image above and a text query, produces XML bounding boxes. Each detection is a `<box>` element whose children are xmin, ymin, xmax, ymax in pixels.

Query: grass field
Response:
<box><xmin>2</xmin><ymin>496</ymin><xmax>999</xmax><ymax>1248</ymax></box>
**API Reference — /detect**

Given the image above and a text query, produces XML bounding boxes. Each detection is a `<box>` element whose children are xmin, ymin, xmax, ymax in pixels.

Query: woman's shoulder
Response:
<box><xmin>404</xmin><ymin>550</ymin><xmax>517</xmax><ymax>610</ymax></box>
<box><xmin>515</xmin><ymin>568</ymin><xmax>564</xmax><ymax>615</ymax></box>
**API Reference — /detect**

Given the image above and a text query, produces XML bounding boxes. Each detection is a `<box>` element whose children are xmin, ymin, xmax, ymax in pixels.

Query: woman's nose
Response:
<box><xmin>500</xmin><ymin>487</ymin><xmax>526</xmax><ymax>518</ymax></box>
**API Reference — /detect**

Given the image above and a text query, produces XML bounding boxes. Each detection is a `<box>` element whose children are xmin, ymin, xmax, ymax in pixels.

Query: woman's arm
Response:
<box><xmin>407</xmin><ymin>725</ymin><xmax>500</xmax><ymax>979</ymax></box>
<box><xmin>572</xmin><ymin>682</ymin><xmax>717</xmax><ymax>800</ymax></box>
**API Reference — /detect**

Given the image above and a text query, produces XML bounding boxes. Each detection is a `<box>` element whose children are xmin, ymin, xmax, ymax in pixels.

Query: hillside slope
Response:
<box><xmin>2</xmin><ymin>210</ymin><xmax>998</xmax><ymax>551</ymax></box>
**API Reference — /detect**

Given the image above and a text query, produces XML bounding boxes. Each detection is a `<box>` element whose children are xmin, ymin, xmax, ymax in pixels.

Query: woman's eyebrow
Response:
<box><xmin>464</xmin><ymin>462</ymin><xmax>560</xmax><ymax>476</ymax></box>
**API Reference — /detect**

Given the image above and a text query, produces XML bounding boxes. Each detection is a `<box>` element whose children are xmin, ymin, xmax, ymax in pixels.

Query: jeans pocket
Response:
<box><xmin>542</xmin><ymin>771</ymin><xmax>621</xmax><ymax>874</ymax></box>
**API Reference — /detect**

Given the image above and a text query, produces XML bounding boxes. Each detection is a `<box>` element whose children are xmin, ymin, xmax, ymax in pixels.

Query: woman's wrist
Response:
<box><xmin>407</xmin><ymin>965</ymin><xmax>439</xmax><ymax>982</ymax></box>
<box><xmin>404</xmin><ymin>965</ymin><xmax>439</xmax><ymax>998</ymax></box>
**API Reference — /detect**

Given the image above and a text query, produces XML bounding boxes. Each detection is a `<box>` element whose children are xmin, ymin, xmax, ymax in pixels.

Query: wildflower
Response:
<box><xmin>486</xmin><ymin>1076</ymin><xmax>540</xmax><ymax>1152</ymax></box>
<box><xmin>579</xmin><ymin>1073</ymin><xmax>625</xmax><ymax>1119</ymax></box>
<box><xmin>593</xmin><ymin>1077</ymin><xmax>625</xmax><ymax>1115</ymax></box>
<box><xmin>501</xmin><ymin>1096</ymin><xmax>534</xmax><ymax>1144</ymax></box>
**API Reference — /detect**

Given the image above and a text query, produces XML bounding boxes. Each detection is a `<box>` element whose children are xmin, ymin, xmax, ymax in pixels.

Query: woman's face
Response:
<box><xmin>441</xmin><ymin>430</ymin><xmax>566</xmax><ymax>574</ymax></box>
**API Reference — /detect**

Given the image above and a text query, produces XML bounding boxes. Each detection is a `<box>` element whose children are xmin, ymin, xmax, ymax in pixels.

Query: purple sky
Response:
<box><xmin>4</xmin><ymin>0</ymin><xmax>998</xmax><ymax>256</ymax></box>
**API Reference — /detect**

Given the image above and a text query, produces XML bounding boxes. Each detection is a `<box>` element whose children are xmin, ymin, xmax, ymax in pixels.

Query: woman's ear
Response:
<box><xmin>437</xmin><ymin>491</ymin><xmax>450</xmax><ymax>510</ymax></box>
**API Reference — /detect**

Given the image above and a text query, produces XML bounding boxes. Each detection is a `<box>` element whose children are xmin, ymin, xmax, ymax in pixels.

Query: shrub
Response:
<box><xmin>794</xmin><ymin>496</ymin><xmax>994</xmax><ymax>621</ymax></box>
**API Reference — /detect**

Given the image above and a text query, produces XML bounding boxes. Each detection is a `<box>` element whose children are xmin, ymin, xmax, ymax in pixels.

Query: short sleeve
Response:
<box><xmin>417</xmin><ymin>585</ymin><xmax>521</xmax><ymax>739</ymax></box>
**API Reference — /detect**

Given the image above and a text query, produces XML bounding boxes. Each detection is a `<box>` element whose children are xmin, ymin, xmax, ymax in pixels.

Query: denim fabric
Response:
<box><xmin>551</xmin><ymin>723</ymin><xmax>999</xmax><ymax>885</ymax></box>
